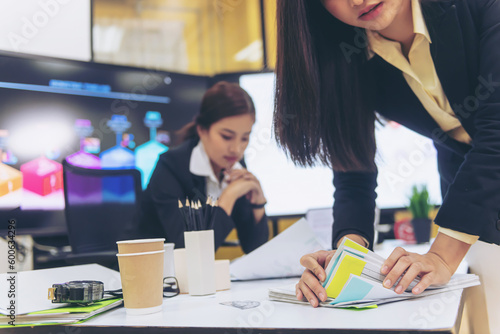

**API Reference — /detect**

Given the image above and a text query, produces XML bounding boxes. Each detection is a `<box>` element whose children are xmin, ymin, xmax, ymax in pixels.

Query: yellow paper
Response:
<box><xmin>325</xmin><ymin>254</ymin><xmax>366</xmax><ymax>298</ymax></box>
<box><xmin>343</xmin><ymin>239</ymin><xmax>369</xmax><ymax>254</ymax></box>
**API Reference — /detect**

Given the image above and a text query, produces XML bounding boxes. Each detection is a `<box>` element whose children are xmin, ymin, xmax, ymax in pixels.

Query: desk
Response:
<box><xmin>6</xmin><ymin>277</ymin><xmax>465</xmax><ymax>334</ymax></box>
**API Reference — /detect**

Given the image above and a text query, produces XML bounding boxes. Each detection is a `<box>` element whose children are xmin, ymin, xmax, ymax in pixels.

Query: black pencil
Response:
<box><xmin>178</xmin><ymin>196</ymin><xmax>219</xmax><ymax>232</ymax></box>
<box><xmin>208</xmin><ymin>199</ymin><xmax>218</xmax><ymax>230</ymax></box>
<box><xmin>203</xmin><ymin>197</ymin><xmax>211</xmax><ymax>230</ymax></box>
<box><xmin>178</xmin><ymin>199</ymin><xmax>189</xmax><ymax>231</ymax></box>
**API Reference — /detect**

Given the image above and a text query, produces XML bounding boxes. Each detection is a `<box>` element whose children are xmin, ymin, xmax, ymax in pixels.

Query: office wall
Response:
<box><xmin>0</xmin><ymin>0</ymin><xmax>91</xmax><ymax>61</ymax></box>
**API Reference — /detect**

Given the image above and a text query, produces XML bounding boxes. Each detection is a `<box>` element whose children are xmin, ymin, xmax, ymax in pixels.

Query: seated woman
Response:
<box><xmin>137</xmin><ymin>81</ymin><xmax>269</xmax><ymax>253</ymax></box>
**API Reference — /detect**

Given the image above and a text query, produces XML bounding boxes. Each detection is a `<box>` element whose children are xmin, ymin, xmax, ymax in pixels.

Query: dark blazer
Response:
<box><xmin>332</xmin><ymin>0</ymin><xmax>500</xmax><ymax>248</ymax></box>
<box><xmin>135</xmin><ymin>138</ymin><xmax>269</xmax><ymax>253</ymax></box>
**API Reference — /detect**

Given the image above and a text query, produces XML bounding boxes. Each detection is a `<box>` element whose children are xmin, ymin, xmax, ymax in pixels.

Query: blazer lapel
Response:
<box><xmin>423</xmin><ymin>0</ymin><xmax>471</xmax><ymax>116</ymax></box>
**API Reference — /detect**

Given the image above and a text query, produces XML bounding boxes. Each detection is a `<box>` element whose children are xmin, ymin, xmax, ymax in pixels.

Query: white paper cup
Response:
<box><xmin>163</xmin><ymin>243</ymin><xmax>175</xmax><ymax>278</ymax></box>
<box><xmin>116</xmin><ymin>250</ymin><xmax>164</xmax><ymax>315</ymax></box>
<box><xmin>174</xmin><ymin>248</ymin><xmax>189</xmax><ymax>294</ymax></box>
<box><xmin>116</xmin><ymin>238</ymin><xmax>165</xmax><ymax>254</ymax></box>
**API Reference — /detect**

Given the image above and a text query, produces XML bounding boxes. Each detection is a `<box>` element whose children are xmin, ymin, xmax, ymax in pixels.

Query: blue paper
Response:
<box><xmin>330</xmin><ymin>275</ymin><xmax>374</xmax><ymax>305</ymax></box>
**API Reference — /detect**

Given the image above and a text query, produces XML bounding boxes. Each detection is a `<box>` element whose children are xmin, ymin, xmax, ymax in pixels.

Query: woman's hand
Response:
<box><xmin>380</xmin><ymin>233</ymin><xmax>471</xmax><ymax>294</ymax></box>
<box><xmin>380</xmin><ymin>248</ymin><xmax>452</xmax><ymax>294</ymax></box>
<box><xmin>218</xmin><ymin>169</ymin><xmax>266</xmax><ymax>215</ymax></box>
<box><xmin>222</xmin><ymin>169</ymin><xmax>266</xmax><ymax>202</ymax></box>
<box><xmin>224</xmin><ymin>169</ymin><xmax>266</xmax><ymax>204</ymax></box>
<box><xmin>296</xmin><ymin>234</ymin><xmax>368</xmax><ymax>307</ymax></box>
<box><xmin>295</xmin><ymin>250</ymin><xmax>336</xmax><ymax>307</ymax></box>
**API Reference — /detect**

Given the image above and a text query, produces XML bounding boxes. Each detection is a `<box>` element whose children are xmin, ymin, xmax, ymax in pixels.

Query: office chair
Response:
<box><xmin>62</xmin><ymin>160</ymin><xmax>143</xmax><ymax>269</ymax></box>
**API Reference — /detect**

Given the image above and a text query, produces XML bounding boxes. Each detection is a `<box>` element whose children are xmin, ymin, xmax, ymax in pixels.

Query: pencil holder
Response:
<box><xmin>215</xmin><ymin>259</ymin><xmax>231</xmax><ymax>291</ymax></box>
<box><xmin>184</xmin><ymin>230</ymin><xmax>216</xmax><ymax>296</ymax></box>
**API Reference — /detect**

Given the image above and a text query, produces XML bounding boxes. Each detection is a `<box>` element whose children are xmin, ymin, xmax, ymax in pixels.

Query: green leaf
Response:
<box><xmin>407</xmin><ymin>184</ymin><xmax>433</xmax><ymax>219</ymax></box>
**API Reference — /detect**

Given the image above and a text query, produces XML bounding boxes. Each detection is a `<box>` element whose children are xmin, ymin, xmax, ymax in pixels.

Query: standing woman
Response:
<box><xmin>138</xmin><ymin>81</ymin><xmax>269</xmax><ymax>253</ymax></box>
<box><xmin>274</xmin><ymin>0</ymin><xmax>500</xmax><ymax>331</ymax></box>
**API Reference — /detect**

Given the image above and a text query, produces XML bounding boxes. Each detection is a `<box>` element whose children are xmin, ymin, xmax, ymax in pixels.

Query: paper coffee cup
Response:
<box><xmin>116</xmin><ymin>250</ymin><xmax>164</xmax><ymax>315</ymax></box>
<box><xmin>163</xmin><ymin>243</ymin><xmax>175</xmax><ymax>278</ymax></box>
<box><xmin>116</xmin><ymin>238</ymin><xmax>165</xmax><ymax>254</ymax></box>
<box><xmin>174</xmin><ymin>248</ymin><xmax>188</xmax><ymax>294</ymax></box>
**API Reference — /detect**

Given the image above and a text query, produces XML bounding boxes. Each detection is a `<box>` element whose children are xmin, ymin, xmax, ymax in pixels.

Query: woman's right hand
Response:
<box><xmin>295</xmin><ymin>235</ymin><xmax>367</xmax><ymax>307</ymax></box>
<box><xmin>224</xmin><ymin>169</ymin><xmax>266</xmax><ymax>205</ymax></box>
<box><xmin>295</xmin><ymin>250</ymin><xmax>336</xmax><ymax>307</ymax></box>
<box><xmin>218</xmin><ymin>175</ymin><xmax>262</xmax><ymax>215</ymax></box>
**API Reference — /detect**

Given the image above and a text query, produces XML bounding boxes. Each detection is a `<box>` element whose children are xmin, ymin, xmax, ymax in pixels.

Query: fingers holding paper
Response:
<box><xmin>296</xmin><ymin>270</ymin><xmax>324</xmax><ymax>307</ymax></box>
<box><xmin>296</xmin><ymin>250</ymin><xmax>335</xmax><ymax>307</ymax></box>
<box><xmin>381</xmin><ymin>247</ymin><xmax>452</xmax><ymax>295</ymax></box>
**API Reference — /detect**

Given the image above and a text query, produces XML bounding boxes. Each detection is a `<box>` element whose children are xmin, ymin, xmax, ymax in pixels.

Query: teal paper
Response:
<box><xmin>330</xmin><ymin>276</ymin><xmax>373</xmax><ymax>305</ymax></box>
<box><xmin>322</xmin><ymin>248</ymin><xmax>368</xmax><ymax>288</ymax></box>
<box><xmin>322</xmin><ymin>256</ymin><xmax>341</xmax><ymax>288</ymax></box>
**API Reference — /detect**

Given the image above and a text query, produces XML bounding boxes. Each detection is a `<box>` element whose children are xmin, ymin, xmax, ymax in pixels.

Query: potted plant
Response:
<box><xmin>408</xmin><ymin>185</ymin><xmax>433</xmax><ymax>244</ymax></box>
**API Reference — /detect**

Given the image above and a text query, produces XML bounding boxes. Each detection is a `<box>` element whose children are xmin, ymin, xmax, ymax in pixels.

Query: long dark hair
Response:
<box><xmin>273</xmin><ymin>0</ymin><xmax>377</xmax><ymax>172</ymax></box>
<box><xmin>176</xmin><ymin>81</ymin><xmax>256</xmax><ymax>145</ymax></box>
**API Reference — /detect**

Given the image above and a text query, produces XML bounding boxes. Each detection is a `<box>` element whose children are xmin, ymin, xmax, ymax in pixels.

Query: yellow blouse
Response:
<box><xmin>366</xmin><ymin>0</ymin><xmax>478</xmax><ymax>244</ymax></box>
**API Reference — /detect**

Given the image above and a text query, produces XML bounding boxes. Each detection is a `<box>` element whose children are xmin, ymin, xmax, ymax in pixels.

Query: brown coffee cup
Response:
<box><xmin>116</xmin><ymin>250</ymin><xmax>164</xmax><ymax>315</ymax></box>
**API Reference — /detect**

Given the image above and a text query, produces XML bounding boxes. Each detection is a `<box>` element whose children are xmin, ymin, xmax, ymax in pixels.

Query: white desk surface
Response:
<box><xmin>2</xmin><ymin>241</ymin><xmax>466</xmax><ymax>333</ymax></box>
<box><xmin>75</xmin><ymin>276</ymin><xmax>464</xmax><ymax>333</ymax></box>
<box><xmin>72</xmin><ymin>240</ymin><xmax>466</xmax><ymax>333</ymax></box>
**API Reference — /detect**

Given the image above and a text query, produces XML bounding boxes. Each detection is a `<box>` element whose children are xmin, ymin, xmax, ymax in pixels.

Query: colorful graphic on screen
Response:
<box><xmin>66</xmin><ymin>119</ymin><xmax>101</xmax><ymax>169</ymax></box>
<box><xmin>20</xmin><ymin>157</ymin><xmax>63</xmax><ymax>197</ymax></box>
<box><xmin>0</xmin><ymin>130</ymin><xmax>22</xmax><ymax>209</ymax></box>
<box><xmin>100</xmin><ymin>115</ymin><xmax>136</xmax><ymax>169</ymax></box>
<box><xmin>0</xmin><ymin>164</ymin><xmax>22</xmax><ymax>198</ymax></box>
<box><xmin>135</xmin><ymin>111</ymin><xmax>169</xmax><ymax>189</ymax></box>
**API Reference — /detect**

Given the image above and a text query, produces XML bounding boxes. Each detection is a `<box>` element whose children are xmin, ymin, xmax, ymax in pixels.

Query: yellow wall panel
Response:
<box><xmin>94</xmin><ymin>0</ymin><xmax>265</xmax><ymax>75</ymax></box>
<box><xmin>263</xmin><ymin>0</ymin><xmax>276</xmax><ymax>69</ymax></box>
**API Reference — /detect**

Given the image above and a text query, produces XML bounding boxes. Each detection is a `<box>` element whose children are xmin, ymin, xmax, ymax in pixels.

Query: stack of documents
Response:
<box><xmin>269</xmin><ymin>238</ymin><xmax>480</xmax><ymax>308</ymax></box>
<box><xmin>0</xmin><ymin>264</ymin><xmax>123</xmax><ymax>327</ymax></box>
<box><xmin>0</xmin><ymin>298</ymin><xmax>123</xmax><ymax>326</ymax></box>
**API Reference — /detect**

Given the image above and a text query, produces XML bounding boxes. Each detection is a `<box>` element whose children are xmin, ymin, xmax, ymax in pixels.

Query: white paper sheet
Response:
<box><xmin>268</xmin><ymin>273</ymin><xmax>480</xmax><ymax>308</ymax></box>
<box><xmin>230</xmin><ymin>218</ymin><xmax>324</xmax><ymax>280</ymax></box>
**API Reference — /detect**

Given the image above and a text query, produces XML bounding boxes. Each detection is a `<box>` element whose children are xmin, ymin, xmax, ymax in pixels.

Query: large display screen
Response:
<box><xmin>0</xmin><ymin>52</ymin><xmax>208</xmax><ymax>232</ymax></box>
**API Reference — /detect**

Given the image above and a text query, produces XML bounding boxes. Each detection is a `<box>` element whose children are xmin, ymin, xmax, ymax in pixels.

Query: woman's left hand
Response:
<box><xmin>381</xmin><ymin>247</ymin><xmax>453</xmax><ymax>294</ymax></box>
<box><xmin>225</xmin><ymin>169</ymin><xmax>266</xmax><ymax>204</ymax></box>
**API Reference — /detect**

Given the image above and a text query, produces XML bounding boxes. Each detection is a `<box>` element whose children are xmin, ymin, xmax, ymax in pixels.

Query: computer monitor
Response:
<box><xmin>240</xmin><ymin>72</ymin><xmax>442</xmax><ymax>217</ymax></box>
<box><xmin>0</xmin><ymin>52</ymin><xmax>208</xmax><ymax>235</ymax></box>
